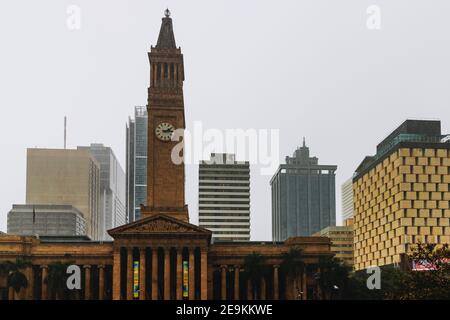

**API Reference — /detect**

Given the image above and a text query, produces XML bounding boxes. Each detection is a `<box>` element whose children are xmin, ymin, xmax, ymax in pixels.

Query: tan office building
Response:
<box><xmin>313</xmin><ymin>225</ymin><xmax>354</xmax><ymax>266</ymax></box>
<box><xmin>26</xmin><ymin>148</ymin><xmax>101</xmax><ymax>240</ymax></box>
<box><xmin>353</xmin><ymin>120</ymin><xmax>450</xmax><ymax>270</ymax></box>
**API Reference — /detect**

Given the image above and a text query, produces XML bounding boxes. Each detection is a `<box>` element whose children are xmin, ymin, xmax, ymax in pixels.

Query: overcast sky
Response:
<box><xmin>1</xmin><ymin>1</ymin><xmax>450</xmax><ymax>240</ymax></box>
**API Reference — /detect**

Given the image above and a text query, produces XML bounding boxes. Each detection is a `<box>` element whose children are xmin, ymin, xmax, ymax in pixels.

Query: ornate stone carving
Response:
<box><xmin>122</xmin><ymin>218</ymin><xmax>193</xmax><ymax>234</ymax></box>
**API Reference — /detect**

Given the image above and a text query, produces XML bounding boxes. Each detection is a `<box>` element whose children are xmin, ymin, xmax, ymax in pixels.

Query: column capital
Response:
<box><xmin>139</xmin><ymin>247</ymin><xmax>146</xmax><ymax>253</ymax></box>
<box><xmin>273</xmin><ymin>264</ymin><xmax>280</xmax><ymax>269</ymax></box>
<box><xmin>98</xmin><ymin>264</ymin><xmax>105</xmax><ymax>269</ymax></box>
<box><xmin>40</xmin><ymin>265</ymin><xmax>48</xmax><ymax>270</ymax></box>
<box><xmin>83</xmin><ymin>265</ymin><xmax>91</xmax><ymax>269</ymax></box>
<box><xmin>234</xmin><ymin>265</ymin><xmax>241</xmax><ymax>269</ymax></box>
<box><xmin>220</xmin><ymin>265</ymin><xmax>228</xmax><ymax>270</ymax></box>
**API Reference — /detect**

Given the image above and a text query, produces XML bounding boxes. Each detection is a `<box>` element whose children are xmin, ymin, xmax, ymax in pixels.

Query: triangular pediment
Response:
<box><xmin>107</xmin><ymin>214</ymin><xmax>211</xmax><ymax>237</ymax></box>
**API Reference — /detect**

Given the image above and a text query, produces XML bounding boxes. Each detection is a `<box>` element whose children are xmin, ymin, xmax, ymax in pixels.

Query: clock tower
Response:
<box><xmin>141</xmin><ymin>9</ymin><xmax>189</xmax><ymax>222</ymax></box>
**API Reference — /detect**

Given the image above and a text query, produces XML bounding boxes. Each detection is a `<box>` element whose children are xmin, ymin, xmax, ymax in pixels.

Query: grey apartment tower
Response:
<box><xmin>199</xmin><ymin>154</ymin><xmax>251</xmax><ymax>242</ymax></box>
<box><xmin>126</xmin><ymin>106</ymin><xmax>148</xmax><ymax>222</ymax></box>
<box><xmin>271</xmin><ymin>139</ymin><xmax>337</xmax><ymax>240</ymax></box>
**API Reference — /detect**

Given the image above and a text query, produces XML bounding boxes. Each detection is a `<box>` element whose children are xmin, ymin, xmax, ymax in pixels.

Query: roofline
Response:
<box><xmin>353</xmin><ymin>141</ymin><xmax>450</xmax><ymax>181</ymax></box>
<box><xmin>270</xmin><ymin>164</ymin><xmax>338</xmax><ymax>185</ymax></box>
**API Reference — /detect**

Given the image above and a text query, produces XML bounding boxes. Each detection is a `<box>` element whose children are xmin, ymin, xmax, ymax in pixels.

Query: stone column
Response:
<box><xmin>285</xmin><ymin>274</ymin><xmax>292</xmax><ymax>300</ymax></box>
<box><xmin>260</xmin><ymin>277</ymin><xmax>266</xmax><ymax>300</ymax></box>
<box><xmin>302</xmin><ymin>265</ymin><xmax>307</xmax><ymax>300</ymax></box>
<box><xmin>41</xmin><ymin>265</ymin><xmax>48</xmax><ymax>300</ymax></box>
<box><xmin>98</xmin><ymin>265</ymin><xmax>105</xmax><ymax>300</ymax></box>
<box><xmin>234</xmin><ymin>265</ymin><xmax>240</xmax><ymax>300</ymax></box>
<box><xmin>25</xmin><ymin>266</ymin><xmax>33</xmax><ymax>300</ymax></box>
<box><xmin>139</xmin><ymin>248</ymin><xmax>146</xmax><ymax>300</ymax></box>
<box><xmin>207</xmin><ymin>265</ymin><xmax>213</xmax><ymax>299</ymax></box>
<box><xmin>220</xmin><ymin>265</ymin><xmax>227</xmax><ymax>300</ymax></box>
<box><xmin>152</xmin><ymin>63</ymin><xmax>156</xmax><ymax>86</ymax></box>
<box><xmin>273</xmin><ymin>265</ymin><xmax>279</xmax><ymax>300</ymax></box>
<box><xmin>200</xmin><ymin>249</ymin><xmax>208</xmax><ymax>300</ymax></box>
<box><xmin>316</xmin><ymin>267</ymin><xmax>322</xmax><ymax>300</ymax></box>
<box><xmin>113</xmin><ymin>248</ymin><xmax>121</xmax><ymax>300</ymax></box>
<box><xmin>188</xmin><ymin>248</ymin><xmax>195</xmax><ymax>300</ymax></box>
<box><xmin>164</xmin><ymin>247</ymin><xmax>171</xmax><ymax>300</ymax></box>
<box><xmin>176</xmin><ymin>248</ymin><xmax>182</xmax><ymax>300</ymax></box>
<box><xmin>84</xmin><ymin>265</ymin><xmax>91</xmax><ymax>300</ymax></box>
<box><xmin>126</xmin><ymin>248</ymin><xmax>133</xmax><ymax>300</ymax></box>
<box><xmin>8</xmin><ymin>287</ymin><xmax>14</xmax><ymax>300</ymax></box>
<box><xmin>151</xmin><ymin>248</ymin><xmax>158</xmax><ymax>300</ymax></box>
<box><xmin>175</xmin><ymin>63</ymin><xmax>178</xmax><ymax>83</ymax></box>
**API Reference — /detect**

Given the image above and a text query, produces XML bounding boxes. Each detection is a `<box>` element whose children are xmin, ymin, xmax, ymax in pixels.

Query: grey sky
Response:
<box><xmin>1</xmin><ymin>1</ymin><xmax>450</xmax><ymax>240</ymax></box>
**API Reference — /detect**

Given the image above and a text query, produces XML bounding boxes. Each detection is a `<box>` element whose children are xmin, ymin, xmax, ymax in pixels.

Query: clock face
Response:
<box><xmin>155</xmin><ymin>122</ymin><xmax>175</xmax><ymax>141</ymax></box>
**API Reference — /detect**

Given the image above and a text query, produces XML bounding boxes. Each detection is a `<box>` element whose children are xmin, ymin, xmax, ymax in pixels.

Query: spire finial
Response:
<box><xmin>302</xmin><ymin>137</ymin><xmax>306</xmax><ymax>147</ymax></box>
<box><xmin>164</xmin><ymin>8</ymin><xmax>171</xmax><ymax>18</ymax></box>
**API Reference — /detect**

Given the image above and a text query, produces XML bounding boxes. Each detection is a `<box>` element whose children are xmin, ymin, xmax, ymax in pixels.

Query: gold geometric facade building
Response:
<box><xmin>353</xmin><ymin>120</ymin><xmax>450</xmax><ymax>270</ymax></box>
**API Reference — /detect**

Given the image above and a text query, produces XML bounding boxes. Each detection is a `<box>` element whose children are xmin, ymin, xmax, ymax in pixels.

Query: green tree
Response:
<box><xmin>315</xmin><ymin>257</ymin><xmax>351</xmax><ymax>300</ymax></box>
<box><xmin>346</xmin><ymin>265</ymin><xmax>410</xmax><ymax>300</ymax></box>
<box><xmin>406</xmin><ymin>242</ymin><xmax>450</xmax><ymax>299</ymax></box>
<box><xmin>243</xmin><ymin>253</ymin><xmax>265</xmax><ymax>299</ymax></box>
<box><xmin>345</xmin><ymin>243</ymin><xmax>450</xmax><ymax>300</ymax></box>
<box><xmin>1</xmin><ymin>258</ymin><xmax>30</xmax><ymax>300</ymax></box>
<box><xmin>281</xmin><ymin>247</ymin><xmax>304</xmax><ymax>299</ymax></box>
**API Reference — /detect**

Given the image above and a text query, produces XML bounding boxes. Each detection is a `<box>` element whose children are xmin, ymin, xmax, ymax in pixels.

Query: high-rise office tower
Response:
<box><xmin>353</xmin><ymin>119</ymin><xmax>450</xmax><ymax>270</ymax></box>
<box><xmin>271</xmin><ymin>139</ymin><xmax>337</xmax><ymax>240</ymax></box>
<box><xmin>26</xmin><ymin>148</ymin><xmax>101</xmax><ymax>240</ymax></box>
<box><xmin>341</xmin><ymin>178</ymin><xmax>354</xmax><ymax>223</ymax></box>
<box><xmin>126</xmin><ymin>106</ymin><xmax>148</xmax><ymax>222</ymax></box>
<box><xmin>78</xmin><ymin>144</ymin><xmax>126</xmax><ymax>240</ymax></box>
<box><xmin>198</xmin><ymin>154</ymin><xmax>251</xmax><ymax>241</ymax></box>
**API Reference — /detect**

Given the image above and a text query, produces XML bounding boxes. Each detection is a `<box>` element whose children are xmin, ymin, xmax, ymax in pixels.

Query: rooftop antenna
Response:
<box><xmin>64</xmin><ymin>116</ymin><xmax>67</xmax><ymax>149</ymax></box>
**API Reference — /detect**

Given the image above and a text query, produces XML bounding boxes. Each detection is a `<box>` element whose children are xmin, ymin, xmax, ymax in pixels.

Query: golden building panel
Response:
<box><xmin>353</xmin><ymin>144</ymin><xmax>450</xmax><ymax>270</ymax></box>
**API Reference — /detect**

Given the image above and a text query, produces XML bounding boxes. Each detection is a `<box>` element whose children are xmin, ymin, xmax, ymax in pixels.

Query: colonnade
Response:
<box><xmin>113</xmin><ymin>246</ymin><xmax>207</xmax><ymax>300</ymax></box>
<box><xmin>215</xmin><ymin>264</ymin><xmax>309</xmax><ymax>300</ymax></box>
<box><xmin>39</xmin><ymin>264</ymin><xmax>109</xmax><ymax>300</ymax></box>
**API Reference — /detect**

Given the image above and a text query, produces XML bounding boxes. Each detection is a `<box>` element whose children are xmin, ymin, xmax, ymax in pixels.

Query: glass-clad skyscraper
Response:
<box><xmin>126</xmin><ymin>106</ymin><xmax>148</xmax><ymax>222</ymax></box>
<box><xmin>271</xmin><ymin>139</ymin><xmax>337</xmax><ymax>240</ymax></box>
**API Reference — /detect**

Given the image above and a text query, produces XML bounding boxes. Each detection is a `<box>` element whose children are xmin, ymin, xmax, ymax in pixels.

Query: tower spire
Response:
<box><xmin>156</xmin><ymin>9</ymin><xmax>177</xmax><ymax>49</ymax></box>
<box><xmin>302</xmin><ymin>137</ymin><xmax>306</xmax><ymax>147</ymax></box>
